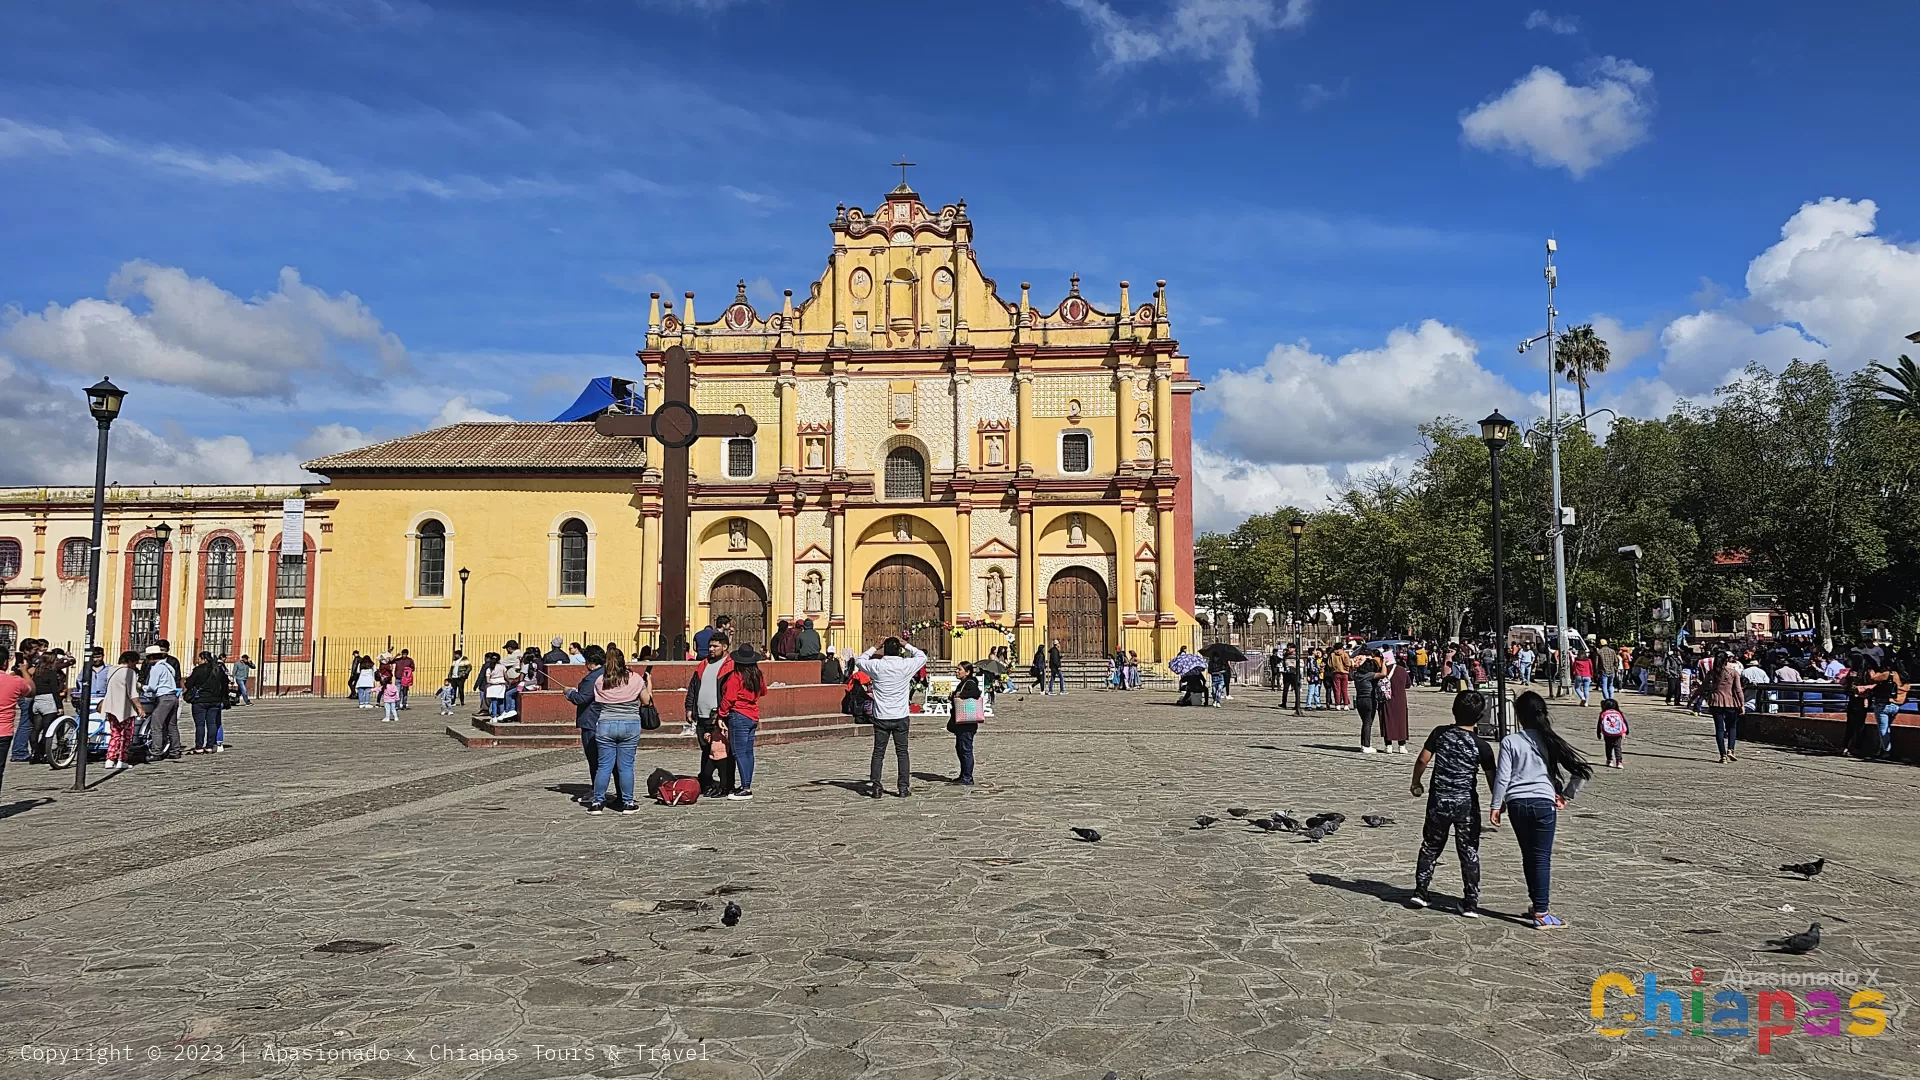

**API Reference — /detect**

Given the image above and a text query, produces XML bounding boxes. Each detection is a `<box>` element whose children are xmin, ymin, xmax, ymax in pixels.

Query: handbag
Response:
<box><xmin>638</xmin><ymin>703</ymin><xmax>662</xmax><ymax>731</ymax></box>
<box><xmin>952</xmin><ymin>697</ymin><xmax>983</xmax><ymax>725</ymax></box>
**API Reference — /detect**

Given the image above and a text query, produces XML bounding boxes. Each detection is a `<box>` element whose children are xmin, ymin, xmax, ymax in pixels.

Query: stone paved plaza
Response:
<box><xmin>1</xmin><ymin>684</ymin><xmax>1915</xmax><ymax>1080</ymax></box>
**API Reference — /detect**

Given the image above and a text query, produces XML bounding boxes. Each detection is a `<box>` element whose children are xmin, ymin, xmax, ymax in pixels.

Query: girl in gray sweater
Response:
<box><xmin>1490</xmin><ymin>691</ymin><xmax>1593</xmax><ymax>929</ymax></box>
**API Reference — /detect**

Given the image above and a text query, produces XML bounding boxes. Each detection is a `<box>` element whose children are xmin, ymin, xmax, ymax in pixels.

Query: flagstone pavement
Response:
<box><xmin>1</xmin><ymin>684</ymin><xmax>1916</xmax><ymax>1080</ymax></box>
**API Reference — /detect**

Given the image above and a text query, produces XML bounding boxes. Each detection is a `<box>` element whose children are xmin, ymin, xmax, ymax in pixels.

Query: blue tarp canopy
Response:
<box><xmin>552</xmin><ymin>377</ymin><xmax>640</xmax><ymax>422</ymax></box>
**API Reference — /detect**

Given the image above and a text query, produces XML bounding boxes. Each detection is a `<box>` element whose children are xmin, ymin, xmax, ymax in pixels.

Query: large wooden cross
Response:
<box><xmin>595</xmin><ymin>345</ymin><xmax>756</xmax><ymax>654</ymax></box>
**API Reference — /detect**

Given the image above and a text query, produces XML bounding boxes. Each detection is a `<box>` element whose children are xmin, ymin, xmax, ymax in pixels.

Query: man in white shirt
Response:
<box><xmin>1741</xmin><ymin>658</ymin><xmax>1771</xmax><ymax>713</ymax></box>
<box><xmin>856</xmin><ymin>637</ymin><xmax>927</xmax><ymax>798</ymax></box>
<box><xmin>1518</xmin><ymin>646</ymin><xmax>1536</xmax><ymax>686</ymax></box>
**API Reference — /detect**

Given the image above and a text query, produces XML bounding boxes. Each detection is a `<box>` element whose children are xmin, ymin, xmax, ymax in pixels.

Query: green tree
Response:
<box><xmin>1553</xmin><ymin>324</ymin><xmax>1612</xmax><ymax>426</ymax></box>
<box><xmin>1872</xmin><ymin>354</ymin><xmax>1920</xmax><ymax>423</ymax></box>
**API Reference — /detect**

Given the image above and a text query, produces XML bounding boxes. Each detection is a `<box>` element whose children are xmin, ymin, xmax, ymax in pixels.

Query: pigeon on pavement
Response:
<box><xmin>1779</xmin><ymin>858</ymin><xmax>1825</xmax><ymax>880</ymax></box>
<box><xmin>1193</xmin><ymin>815</ymin><xmax>1221</xmax><ymax>830</ymax></box>
<box><xmin>1303</xmin><ymin>824</ymin><xmax>1327</xmax><ymax>843</ymax></box>
<box><xmin>722</xmin><ymin>902</ymin><xmax>742</xmax><ymax>927</ymax></box>
<box><xmin>1270</xmin><ymin>813</ymin><xmax>1303</xmax><ymax>833</ymax></box>
<box><xmin>1070</xmin><ymin>827</ymin><xmax>1103</xmax><ymax>843</ymax></box>
<box><xmin>1763</xmin><ymin>923</ymin><xmax>1821</xmax><ymax>954</ymax></box>
<box><xmin>1250</xmin><ymin>818</ymin><xmax>1288</xmax><ymax>832</ymax></box>
<box><xmin>1226</xmin><ymin>807</ymin><xmax>1252</xmax><ymax>818</ymax></box>
<box><xmin>1321</xmin><ymin>819</ymin><xmax>1342</xmax><ymax>836</ymax></box>
<box><xmin>1362</xmin><ymin>814</ymin><xmax>1395</xmax><ymax>828</ymax></box>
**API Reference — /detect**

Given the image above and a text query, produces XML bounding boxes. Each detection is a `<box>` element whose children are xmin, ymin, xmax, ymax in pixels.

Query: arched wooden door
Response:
<box><xmin>1047</xmin><ymin>568</ymin><xmax>1109</xmax><ymax>657</ymax></box>
<box><xmin>862</xmin><ymin>555</ymin><xmax>946</xmax><ymax>659</ymax></box>
<box><xmin>709</xmin><ymin>571</ymin><xmax>768</xmax><ymax>651</ymax></box>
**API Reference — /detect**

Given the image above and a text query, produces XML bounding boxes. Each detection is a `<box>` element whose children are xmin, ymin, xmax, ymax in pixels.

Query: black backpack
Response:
<box><xmin>840</xmin><ymin>678</ymin><xmax>875</xmax><ymax>724</ymax></box>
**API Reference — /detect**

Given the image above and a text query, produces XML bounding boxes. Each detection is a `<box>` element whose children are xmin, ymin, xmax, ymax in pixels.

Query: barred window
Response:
<box><xmin>726</xmin><ymin>438</ymin><xmax>755</xmax><ymax>479</ymax></box>
<box><xmin>0</xmin><ymin>622</ymin><xmax>15</xmax><ymax>653</ymax></box>
<box><xmin>201</xmin><ymin>608</ymin><xmax>234</xmax><ymax>659</ymax></box>
<box><xmin>559</xmin><ymin>519</ymin><xmax>588</xmax><ymax>595</ymax></box>
<box><xmin>204</xmin><ymin>538</ymin><xmax>237</xmax><ymax>601</ymax></box>
<box><xmin>277</xmin><ymin>554</ymin><xmax>306</xmax><ymax>600</ymax></box>
<box><xmin>132</xmin><ymin>538</ymin><xmax>163</xmax><ymax>603</ymax></box>
<box><xmin>128</xmin><ymin>609</ymin><xmax>159</xmax><ymax>652</ymax></box>
<box><xmin>273</xmin><ymin>607</ymin><xmax>306</xmax><ymax>657</ymax></box>
<box><xmin>0</xmin><ymin>539</ymin><xmax>19</xmax><ymax>581</ymax></box>
<box><xmin>884</xmin><ymin>447</ymin><xmax>925</xmax><ymax>500</ymax></box>
<box><xmin>416</xmin><ymin>521</ymin><xmax>445</xmax><ymax>597</ymax></box>
<box><xmin>61</xmin><ymin>538</ymin><xmax>91</xmax><ymax>578</ymax></box>
<box><xmin>1060</xmin><ymin>431</ymin><xmax>1091</xmax><ymax>474</ymax></box>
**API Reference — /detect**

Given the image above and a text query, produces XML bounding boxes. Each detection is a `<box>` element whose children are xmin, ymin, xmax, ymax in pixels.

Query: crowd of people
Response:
<box><xmin>0</xmin><ymin>638</ymin><xmax>247</xmax><ymax>797</ymax></box>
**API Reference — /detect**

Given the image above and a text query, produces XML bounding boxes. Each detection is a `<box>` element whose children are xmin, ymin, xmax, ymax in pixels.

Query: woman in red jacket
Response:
<box><xmin>719</xmin><ymin>645</ymin><xmax>765</xmax><ymax>801</ymax></box>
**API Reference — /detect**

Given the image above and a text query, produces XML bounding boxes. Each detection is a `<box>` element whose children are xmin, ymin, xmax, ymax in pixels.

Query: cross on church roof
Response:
<box><xmin>891</xmin><ymin>156</ymin><xmax>916</xmax><ymax>192</ymax></box>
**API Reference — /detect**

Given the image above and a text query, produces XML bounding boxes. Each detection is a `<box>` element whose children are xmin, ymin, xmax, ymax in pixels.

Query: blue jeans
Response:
<box><xmin>1505</xmin><ymin>797</ymin><xmax>1558</xmax><ymax>914</ymax></box>
<box><xmin>488</xmin><ymin>694</ymin><xmax>509</xmax><ymax>718</ymax></box>
<box><xmin>1306</xmin><ymin>681</ymin><xmax>1323</xmax><ymax>708</ymax></box>
<box><xmin>953</xmin><ymin>723</ymin><xmax>976</xmax><ymax>782</ymax></box>
<box><xmin>10</xmin><ymin>701</ymin><xmax>31</xmax><ymax>761</ymax></box>
<box><xmin>357</xmin><ymin>686</ymin><xmax>372</xmax><ymax>706</ymax></box>
<box><xmin>1711</xmin><ymin>707</ymin><xmax>1741</xmax><ymax>757</ymax></box>
<box><xmin>234</xmin><ymin>676</ymin><xmax>250</xmax><ymax>703</ymax></box>
<box><xmin>1874</xmin><ymin>703</ymin><xmax>1899</xmax><ymax>756</ymax></box>
<box><xmin>191</xmin><ymin>702</ymin><xmax>222</xmax><ymax>749</ymax></box>
<box><xmin>1598</xmin><ymin>675</ymin><xmax>1616</xmax><ymax>699</ymax></box>
<box><xmin>727</xmin><ymin>712</ymin><xmax>759</xmax><ymax>789</ymax></box>
<box><xmin>592</xmin><ymin>718</ymin><xmax>642</xmax><ymax>806</ymax></box>
<box><xmin>1573</xmin><ymin>676</ymin><xmax>1591</xmax><ymax>704</ymax></box>
<box><xmin>1519</xmin><ymin>662</ymin><xmax>1533</xmax><ymax>685</ymax></box>
<box><xmin>1210</xmin><ymin>672</ymin><xmax>1227</xmax><ymax>703</ymax></box>
<box><xmin>1047</xmin><ymin>671</ymin><xmax>1065</xmax><ymax>694</ymax></box>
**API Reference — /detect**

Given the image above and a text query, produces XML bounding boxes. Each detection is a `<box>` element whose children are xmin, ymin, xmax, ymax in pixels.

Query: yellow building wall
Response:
<box><xmin>319</xmin><ymin>478</ymin><xmax>646</xmax><ymax>649</ymax></box>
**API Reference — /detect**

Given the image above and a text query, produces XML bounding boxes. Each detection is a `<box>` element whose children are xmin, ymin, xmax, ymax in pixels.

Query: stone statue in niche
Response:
<box><xmin>1068</xmin><ymin>514</ymin><xmax>1085</xmax><ymax>547</ymax></box>
<box><xmin>1066</xmin><ymin>399</ymin><xmax>1082</xmax><ymax>422</ymax></box>
<box><xmin>1136</xmin><ymin>437</ymin><xmax>1154</xmax><ymax>461</ymax></box>
<box><xmin>893</xmin><ymin>515</ymin><xmax>911</xmax><ymax>542</ymax></box>
<box><xmin>985</xmin><ymin>571</ymin><xmax>1005</xmax><ymax>613</ymax></box>
<box><xmin>804</xmin><ymin>572</ymin><xmax>823</xmax><ymax>613</ymax></box>
<box><xmin>806</xmin><ymin>438</ymin><xmax>825</xmax><ymax>469</ymax></box>
<box><xmin>984</xmin><ymin>433</ymin><xmax>1005</xmax><ymax>466</ymax></box>
<box><xmin>1139</xmin><ymin>574</ymin><xmax>1156</xmax><ymax>613</ymax></box>
<box><xmin>728</xmin><ymin>518</ymin><xmax>748</xmax><ymax>551</ymax></box>
<box><xmin>1135</xmin><ymin>398</ymin><xmax>1153</xmax><ymax>431</ymax></box>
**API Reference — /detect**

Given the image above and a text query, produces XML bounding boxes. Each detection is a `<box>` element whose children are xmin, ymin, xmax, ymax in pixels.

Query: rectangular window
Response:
<box><xmin>201</xmin><ymin>609</ymin><xmax>234</xmax><ymax>659</ymax></box>
<box><xmin>417</xmin><ymin>534</ymin><xmax>445</xmax><ymax>597</ymax></box>
<box><xmin>129</xmin><ymin>609</ymin><xmax>160</xmax><ymax>652</ymax></box>
<box><xmin>727</xmin><ymin>437</ymin><xmax>755</xmax><ymax>478</ymax></box>
<box><xmin>273</xmin><ymin>607</ymin><xmax>306</xmax><ymax>658</ymax></box>
<box><xmin>132</xmin><ymin>541</ymin><xmax>163</xmax><ymax>603</ymax></box>
<box><xmin>559</xmin><ymin>533</ymin><xmax>588</xmax><ymax>595</ymax></box>
<box><xmin>1061</xmin><ymin>431</ymin><xmax>1091</xmax><ymax>474</ymax></box>
<box><xmin>277</xmin><ymin>554</ymin><xmax>306</xmax><ymax>599</ymax></box>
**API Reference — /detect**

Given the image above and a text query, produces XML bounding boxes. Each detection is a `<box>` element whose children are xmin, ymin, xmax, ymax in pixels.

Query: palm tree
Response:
<box><xmin>1552</xmin><ymin>324</ymin><xmax>1611</xmax><ymax>426</ymax></box>
<box><xmin>1872</xmin><ymin>354</ymin><xmax>1920</xmax><ymax>423</ymax></box>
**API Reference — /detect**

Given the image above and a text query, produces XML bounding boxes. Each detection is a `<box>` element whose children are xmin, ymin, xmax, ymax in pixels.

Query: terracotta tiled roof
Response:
<box><xmin>303</xmin><ymin>423</ymin><xmax>648</xmax><ymax>473</ymax></box>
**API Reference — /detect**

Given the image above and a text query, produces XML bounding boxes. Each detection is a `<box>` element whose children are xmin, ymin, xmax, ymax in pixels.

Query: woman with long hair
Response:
<box><xmin>588</xmin><ymin>645</ymin><xmax>652</xmax><ymax>813</ymax></box>
<box><xmin>948</xmin><ymin>660</ymin><xmax>984</xmax><ymax>786</ymax></box>
<box><xmin>1703</xmin><ymin>647</ymin><xmax>1746</xmax><ymax>762</ymax></box>
<box><xmin>102</xmin><ymin>651</ymin><xmax>143</xmax><ymax>770</ymax></box>
<box><xmin>1351</xmin><ymin>649</ymin><xmax>1383</xmax><ymax>752</ymax></box>
<box><xmin>719</xmin><ymin>644</ymin><xmax>765</xmax><ymax>800</ymax></box>
<box><xmin>1490</xmin><ymin>691</ymin><xmax>1594</xmax><ymax>929</ymax></box>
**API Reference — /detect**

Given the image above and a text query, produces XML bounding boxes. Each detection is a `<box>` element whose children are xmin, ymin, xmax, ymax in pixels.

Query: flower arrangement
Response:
<box><xmin>906</xmin><ymin>618</ymin><xmax>1018</xmax><ymax>644</ymax></box>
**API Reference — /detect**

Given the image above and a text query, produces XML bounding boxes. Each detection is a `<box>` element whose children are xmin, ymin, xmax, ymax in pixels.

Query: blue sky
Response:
<box><xmin>3</xmin><ymin>0</ymin><xmax>1916</xmax><ymax>529</ymax></box>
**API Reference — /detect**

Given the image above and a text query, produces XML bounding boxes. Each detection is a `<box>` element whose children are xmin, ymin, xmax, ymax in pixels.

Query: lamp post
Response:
<box><xmin>1289</xmin><ymin>515</ymin><xmax>1306</xmax><ymax>717</ymax></box>
<box><xmin>72</xmin><ymin>376</ymin><xmax>127</xmax><ymax>793</ymax></box>
<box><xmin>1480</xmin><ymin>409</ymin><xmax>1514</xmax><ymax>738</ymax></box>
<box><xmin>457</xmin><ymin>567</ymin><xmax>471</xmax><ymax>653</ymax></box>
<box><xmin>1205</xmin><ymin>561</ymin><xmax>1219</xmax><ymax>643</ymax></box>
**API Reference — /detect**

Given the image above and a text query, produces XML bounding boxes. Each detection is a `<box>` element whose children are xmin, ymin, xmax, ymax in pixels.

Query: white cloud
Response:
<box><xmin>0</xmin><ymin>357</ymin><xmax>325</xmax><ymax>486</ymax></box>
<box><xmin>1586</xmin><ymin>314</ymin><xmax>1658</xmax><ymax>368</ymax></box>
<box><xmin>431</xmin><ymin>395</ymin><xmax>515</xmax><ymax>427</ymax></box>
<box><xmin>1524</xmin><ymin>10</ymin><xmax>1579</xmax><ymax>35</ymax></box>
<box><xmin>1299</xmin><ymin>78</ymin><xmax>1347</xmax><ymax>110</ymax></box>
<box><xmin>1059</xmin><ymin>0</ymin><xmax>1315</xmax><ymax>112</ymax></box>
<box><xmin>0</xmin><ymin>261</ymin><xmax>408</xmax><ymax>398</ymax></box>
<box><xmin>1205</xmin><ymin>320</ymin><xmax>1521</xmax><ymax>465</ymax></box>
<box><xmin>1192</xmin><ymin>444</ymin><xmax>1393</xmax><ymax>533</ymax></box>
<box><xmin>1460</xmin><ymin>57</ymin><xmax>1654</xmax><ymax>177</ymax></box>
<box><xmin>294</xmin><ymin>423</ymin><xmax>375</xmax><ymax>460</ymax></box>
<box><xmin>0</xmin><ymin>118</ymin><xmax>352</xmax><ymax>191</ymax></box>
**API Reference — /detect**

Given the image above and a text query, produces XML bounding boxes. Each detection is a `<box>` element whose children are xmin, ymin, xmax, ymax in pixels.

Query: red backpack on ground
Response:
<box><xmin>657</xmin><ymin>777</ymin><xmax>701</xmax><ymax>805</ymax></box>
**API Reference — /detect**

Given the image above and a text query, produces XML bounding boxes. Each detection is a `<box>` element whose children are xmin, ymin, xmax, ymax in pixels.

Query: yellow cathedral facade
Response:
<box><xmin>0</xmin><ymin>182</ymin><xmax>1200</xmax><ymax>677</ymax></box>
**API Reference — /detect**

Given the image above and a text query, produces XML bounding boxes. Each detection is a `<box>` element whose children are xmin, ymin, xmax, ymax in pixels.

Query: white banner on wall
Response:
<box><xmin>281</xmin><ymin>499</ymin><xmax>306</xmax><ymax>556</ymax></box>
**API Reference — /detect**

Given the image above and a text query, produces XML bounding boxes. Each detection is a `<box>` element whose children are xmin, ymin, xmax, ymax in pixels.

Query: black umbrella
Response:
<box><xmin>1200</xmin><ymin>642</ymin><xmax>1248</xmax><ymax>662</ymax></box>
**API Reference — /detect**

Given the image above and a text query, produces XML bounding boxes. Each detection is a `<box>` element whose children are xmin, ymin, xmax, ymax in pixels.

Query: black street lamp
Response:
<box><xmin>1480</xmin><ymin>409</ymin><xmax>1514</xmax><ymax>738</ymax></box>
<box><xmin>1289</xmin><ymin>515</ymin><xmax>1306</xmax><ymax>717</ymax></box>
<box><xmin>1205</xmin><ymin>561</ymin><xmax>1220</xmax><ymax>643</ymax></box>
<box><xmin>457</xmin><ymin>567</ymin><xmax>472</xmax><ymax>653</ymax></box>
<box><xmin>73</xmin><ymin>376</ymin><xmax>127</xmax><ymax>792</ymax></box>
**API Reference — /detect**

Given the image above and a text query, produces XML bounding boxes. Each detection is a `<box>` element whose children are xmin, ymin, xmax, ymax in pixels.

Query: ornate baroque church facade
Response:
<box><xmin>0</xmin><ymin>183</ymin><xmax>1200</xmax><ymax>671</ymax></box>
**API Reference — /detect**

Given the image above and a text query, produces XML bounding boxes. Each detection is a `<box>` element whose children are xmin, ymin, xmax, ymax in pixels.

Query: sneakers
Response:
<box><xmin>1459</xmin><ymin>903</ymin><xmax>1481</xmax><ymax>919</ymax></box>
<box><xmin>586</xmin><ymin>802</ymin><xmax>605</xmax><ymax>815</ymax></box>
<box><xmin>726</xmin><ymin>789</ymin><xmax>754</xmax><ymax>801</ymax></box>
<box><xmin>1361</xmin><ymin>745</ymin><xmax>1377</xmax><ymax>754</ymax></box>
<box><xmin>1406</xmin><ymin>892</ymin><xmax>1430</xmax><ymax>909</ymax></box>
<box><xmin>679</xmin><ymin>723</ymin><xmax>696</xmax><ymax>736</ymax></box>
<box><xmin>617</xmin><ymin>802</ymin><xmax>640</xmax><ymax>815</ymax></box>
<box><xmin>958</xmin><ymin>777</ymin><xmax>975</xmax><ymax>787</ymax></box>
<box><xmin>104</xmin><ymin>759</ymin><xmax>119</xmax><ymax>771</ymax></box>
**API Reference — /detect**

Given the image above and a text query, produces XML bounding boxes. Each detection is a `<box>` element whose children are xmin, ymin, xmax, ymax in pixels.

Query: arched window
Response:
<box><xmin>129</xmin><ymin>537</ymin><xmax>164</xmax><ymax>650</ymax></box>
<box><xmin>417</xmin><ymin>520</ymin><xmax>446</xmax><ymax>597</ymax></box>
<box><xmin>204</xmin><ymin>538</ymin><xmax>237</xmax><ymax>600</ymax></box>
<box><xmin>884</xmin><ymin>446</ymin><xmax>926</xmax><ymax>500</ymax></box>
<box><xmin>0</xmin><ymin>538</ymin><xmax>19</xmax><ymax>581</ymax></box>
<box><xmin>60</xmin><ymin>538</ymin><xmax>91</xmax><ymax>579</ymax></box>
<box><xmin>559</xmin><ymin>519</ymin><xmax>588</xmax><ymax>595</ymax></box>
